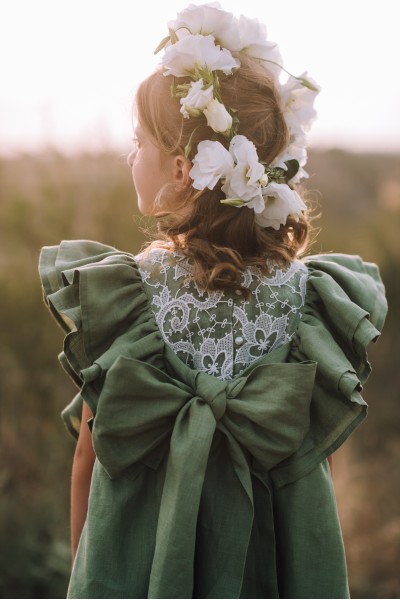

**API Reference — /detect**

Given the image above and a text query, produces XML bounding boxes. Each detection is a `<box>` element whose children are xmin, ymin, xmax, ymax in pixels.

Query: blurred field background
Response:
<box><xmin>0</xmin><ymin>148</ymin><xmax>399</xmax><ymax>598</ymax></box>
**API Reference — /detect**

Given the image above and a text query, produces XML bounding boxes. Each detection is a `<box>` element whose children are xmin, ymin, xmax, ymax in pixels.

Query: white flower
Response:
<box><xmin>256</xmin><ymin>183</ymin><xmax>306</xmax><ymax>230</ymax></box>
<box><xmin>203</xmin><ymin>98</ymin><xmax>232</xmax><ymax>132</ymax></box>
<box><xmin>169</xmin><ymin>3</ymin><xmax>239</xmax><ymax>50</ymax></box>
<box><xmin>229</xmin><ymin>135</ymin><xmax>264</xmax><ymax>185</ymax></box>
<box><xmin>189</xmin><ymin>140</ymin><xmax>234</xmax><ymax>190</ymax></box>
<box><xmin>272</xmin><ymin>74</ymin><xmax>320</xmax><ymax>182</ymax></box>
<box><xmin>180</xmin><ymin>79</ymin><xmax>214</xmax><ymax>118</ymax></box>
<box><xmin>235</xmin><ymin>15</ymin><xmax>283</xmax><ymax>77</ymax></box>
<box><xmin>279</xmin><ymin>73</ymin><xmax>320</xmax><ymax>137</ymax></box>
<box><xmin>222</xmin><ymin>164</ymin><xmax>265</xmax><ymax>212</ymax></box>
<box><xmin>169</xmin><ymin>5</ymin><xmax>283</xmax><ymax>77</ymax></box>
<box><xmin>189</xmin><ymin>132</ymin><xmax>306</xmax><ymax>228</ymax></box>
<box><xmin>221</xmin><ymin>135</ymin><xmax>265</xmax><ymax>208</ymax></box>
<box><xmin>161</xmin><ymin>34</ymin><xmax>239</xmax><ymax>78</ymax></box>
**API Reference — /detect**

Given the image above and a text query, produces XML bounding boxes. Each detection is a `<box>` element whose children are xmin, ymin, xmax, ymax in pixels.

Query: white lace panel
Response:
<box><xmin>136</xmin><ymin>249</ymin><xmax>308</xmax><ymax>380</ymax></box>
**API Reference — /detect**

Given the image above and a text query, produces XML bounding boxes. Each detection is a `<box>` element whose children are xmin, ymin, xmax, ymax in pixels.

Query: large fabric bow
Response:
<box><xmin>90</xmin><ymin>347</ymin><xmax>316</xmax><ymax>598</ymax></box>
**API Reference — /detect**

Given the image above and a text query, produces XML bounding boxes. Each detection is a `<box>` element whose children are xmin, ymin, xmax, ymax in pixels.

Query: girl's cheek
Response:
<box><xmin>127</xmin><ymin>148</ymin><xmax>140</xmax><ymax>167</ymax></box>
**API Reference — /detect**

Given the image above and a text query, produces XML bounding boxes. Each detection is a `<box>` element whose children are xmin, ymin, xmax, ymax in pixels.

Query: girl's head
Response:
<box><xmin>128</xmin><ymin>6</ymin><xmax>319</xmax><ymax>290</ymax></box>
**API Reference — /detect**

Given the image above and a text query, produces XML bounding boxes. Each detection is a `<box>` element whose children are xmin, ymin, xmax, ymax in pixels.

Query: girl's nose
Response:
<box><xmin>127</xmin><ymin>149</ymin><xmax>136</xmax><ymax>167</ymax></box>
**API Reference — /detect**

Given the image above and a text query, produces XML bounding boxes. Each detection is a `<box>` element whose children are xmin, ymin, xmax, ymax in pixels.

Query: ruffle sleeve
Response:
<box><xmin>39</xmin><ymin>239</ymin><xmax>165</xmax><ymax>438</ymax></box>
<box><xmin>270</xmin><ymin>253</ymin><xmax>388</xmax><ymax>488</ymax></box>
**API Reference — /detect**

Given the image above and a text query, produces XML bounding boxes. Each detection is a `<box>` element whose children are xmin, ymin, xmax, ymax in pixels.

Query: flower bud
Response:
<box><xmin>203</xmin><ymin>99</ymin><xmax>233</xmax><ymax>133</ymax></box>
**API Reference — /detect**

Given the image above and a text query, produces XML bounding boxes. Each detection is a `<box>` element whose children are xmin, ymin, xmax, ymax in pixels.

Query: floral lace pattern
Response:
<box><xmin>136</xmin><ymin>249</ymin><xmax>308</xmax><ymax>380</ymax></box>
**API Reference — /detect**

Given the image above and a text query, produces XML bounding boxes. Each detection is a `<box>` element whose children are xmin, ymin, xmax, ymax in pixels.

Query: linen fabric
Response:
<box><xmin>39</xmin><ymin>240</ymin><xmax>387</xmax><ymax>599</ymax></box>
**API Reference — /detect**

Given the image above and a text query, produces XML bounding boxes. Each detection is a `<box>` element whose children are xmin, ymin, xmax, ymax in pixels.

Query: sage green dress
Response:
<box><xmin>39</xmin><ymin>240</ymin><xmax>387</xmax><ymax>599</ymax></box>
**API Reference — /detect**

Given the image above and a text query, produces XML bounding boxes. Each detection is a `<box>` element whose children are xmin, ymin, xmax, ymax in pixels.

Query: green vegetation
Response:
<box><xmin>0</xmin><ymin>149</ymin><xmax>398</xmax><ymax>598</ymax></box>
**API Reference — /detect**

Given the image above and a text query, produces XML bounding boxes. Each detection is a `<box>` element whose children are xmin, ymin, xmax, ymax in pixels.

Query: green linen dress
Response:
<box><xmin>39</xmin><ymin>240</ymin><xmax>387</xmax><ymax>599</ymax></box>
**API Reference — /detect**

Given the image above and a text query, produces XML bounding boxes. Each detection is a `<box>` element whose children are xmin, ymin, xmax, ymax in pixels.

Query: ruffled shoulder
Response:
<box><xmin>40</xmin><ymin>243</ymin><xmax>388</xmax><ymax>490</ymax></box>
<box><xmin>39</xmin><ymin>240</ymin><xmax>164</xmax><ymax>438</ymax></box>
<box><xmin>270</xmin><ymin>253</ymin><xmax>387</xmax><ymax>487</ymax></box>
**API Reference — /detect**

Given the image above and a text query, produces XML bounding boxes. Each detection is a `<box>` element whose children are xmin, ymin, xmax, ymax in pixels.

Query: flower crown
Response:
<box><xmin>155</xmin><ymin>2</ymin><xmax>320</xmax><ymax>230</ymax></box>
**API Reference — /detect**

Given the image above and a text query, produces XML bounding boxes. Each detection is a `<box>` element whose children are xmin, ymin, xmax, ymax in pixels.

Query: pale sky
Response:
<box><xmin>1</xmin><ymin>0</ymin><xmax>400</xmax><ymax>155</ymax></box>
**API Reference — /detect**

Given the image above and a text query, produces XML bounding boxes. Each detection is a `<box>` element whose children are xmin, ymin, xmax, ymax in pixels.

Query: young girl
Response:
<box><xmin>39</xmin><ymin>4</ymin><xmax>387</xmax><ymax>598</ymax></box>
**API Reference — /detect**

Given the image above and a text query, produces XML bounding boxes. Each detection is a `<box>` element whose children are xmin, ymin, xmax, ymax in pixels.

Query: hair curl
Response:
<box><xmin>135</xmin><ymin>54</ymin><xmax>311</xmax><ymax>293</ymax></box>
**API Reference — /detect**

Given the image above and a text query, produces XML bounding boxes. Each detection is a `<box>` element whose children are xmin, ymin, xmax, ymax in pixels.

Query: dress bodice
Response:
<box><xmin>136</xmin><ymin>248</ymin><xmax>308</xmax><ymax>380</ymax></box>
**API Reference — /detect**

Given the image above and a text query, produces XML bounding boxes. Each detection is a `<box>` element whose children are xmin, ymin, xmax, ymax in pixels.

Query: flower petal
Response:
<box><xmin>168</xmin><ymin>3</ymin><xmax>239</xmax><ymax>50</ymax></box>
<box><xmin>161</xmin><ymin>34</ymin><xmax>239</xmax><ymax>77</ymax></box>
<box><xmin>189</xmin><ymin>140</ymin><xmax>234</xmax><ymax>190</ymax></box>
<box><xmin>256</xmin><ymin>183</ymin><xmax>306</xmax><ymax>229</ymax></box>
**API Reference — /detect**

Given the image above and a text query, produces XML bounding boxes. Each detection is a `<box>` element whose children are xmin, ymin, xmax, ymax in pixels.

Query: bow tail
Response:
<box><xmin>220</xmin><ymin>424</ymin><xmax>255</xmax><ymax>596</ymax></box>
<box><xmin>193</xmin><ymin>424</ymin><xmax>255</xmax><ymax>599</ymax></box>
<box><xmin>148</xmin><ymin>399</ymin><xmax>217</xmax><ymax>599</ymax></box>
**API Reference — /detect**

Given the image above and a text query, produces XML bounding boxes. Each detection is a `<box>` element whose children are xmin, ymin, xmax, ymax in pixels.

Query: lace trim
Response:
<box><xmin>137</xmin><ymin>249</ymin><xmax>308</xmax><ymax>380</ymax></box>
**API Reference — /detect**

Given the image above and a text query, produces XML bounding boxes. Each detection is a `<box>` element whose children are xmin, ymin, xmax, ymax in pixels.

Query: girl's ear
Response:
<box><xmin>173</xmin><ymin>155</ymin><xmax>192</xmax><ymax>190</ymax></box>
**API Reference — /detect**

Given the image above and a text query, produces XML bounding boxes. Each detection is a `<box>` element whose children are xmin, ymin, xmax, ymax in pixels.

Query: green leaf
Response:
<box><xmin>174</xmin><ymin>83</ymin><xmax>192</xmax><ymax>98</ymax></box>
<box><xmin>183</xmin><ymin>124</ymin><xmax>202</xmax><ymax>159</ymax></box>
<box><xmin>168</xmin><ymin>28</ymin><xmax>179</xmax><ymax>44</ymax></box>
<box><xmin>154</xmin><ymin>34</ymin><xmax>170</xmax><ymax>55</ymax></box>
<box><xmin>284</xmin><ymin>159</ymin><xmax>300</xmax><ymax>182</ymax></box>
<box><xmin>220</xmin><ymin>198</ymin><xmax>246</xmax><ymax>207</ymax></box>
<box><xmin>265</xmin><ymin>166</ymin><xmax>285</xmax><ymax>183</ymax></box>
<box><xmin>230</xmin><ymin>113</ymin><xmax>240</xmax><ymax>136</ymax></box>
<box><xmin>296</xmin><ymin>77</ymin><xmax>319</xmax><ymax>92</ymax></box>
<box><xmin>195</xmin><ymin>66</ymin><xmax>214</xmax><ymax>87</ymax></box>
<box><xmin>184</xmin><ymin>106</ymin><xmax>202</xmax><ymax>118</ymax></box>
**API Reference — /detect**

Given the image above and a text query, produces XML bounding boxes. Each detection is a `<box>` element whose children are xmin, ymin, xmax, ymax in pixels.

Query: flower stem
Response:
<box><xmin>184</xmin><ymin>125</ymin><xmax>202</xmax><ymax>159</ymax></box>
<box><xmin>259</xmin><ymin>59</ymin><xmax>319</xmax><ymax>92</ymax></box>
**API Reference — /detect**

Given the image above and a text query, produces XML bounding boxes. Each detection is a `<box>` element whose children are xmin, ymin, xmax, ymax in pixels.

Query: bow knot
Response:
<box><xmin>195</xmin><ymin>371</ymin><xmax>227</xmax><ymax>420</ymax></box>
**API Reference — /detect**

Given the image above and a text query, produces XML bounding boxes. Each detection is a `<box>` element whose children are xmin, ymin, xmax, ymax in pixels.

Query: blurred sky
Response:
<box><xmin>1</xmin><ymin>0</ymin><xmax>400</xmax><ymax>155</ymax></box>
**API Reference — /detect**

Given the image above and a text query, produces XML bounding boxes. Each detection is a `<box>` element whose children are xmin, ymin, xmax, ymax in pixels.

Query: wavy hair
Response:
<box><xmin>135</xmin><ymin>54</ymin><xmax>311</xmax><ymax>293</ymax></box>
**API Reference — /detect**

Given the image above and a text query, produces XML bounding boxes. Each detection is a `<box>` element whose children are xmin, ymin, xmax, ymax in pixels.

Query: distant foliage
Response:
<box><xmin>0</xmin><ymin>149</ymin><xmax>398</xmax><ymax>598</ymax></box>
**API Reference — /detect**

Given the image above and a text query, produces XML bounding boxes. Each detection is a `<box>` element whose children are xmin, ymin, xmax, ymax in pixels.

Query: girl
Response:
<box><xmin>39</xmin><ymin>4</ymin><xmax>387</xmax><ymax>598</ymax></box>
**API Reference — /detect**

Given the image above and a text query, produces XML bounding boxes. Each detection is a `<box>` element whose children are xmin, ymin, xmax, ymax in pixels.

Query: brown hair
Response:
<box><xmin>135</xmin><ymin>54</ymin><xmax>311</xmax><ymax>293</ymax></box>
